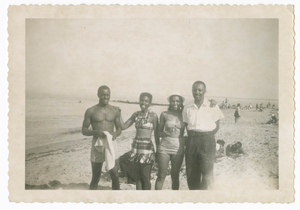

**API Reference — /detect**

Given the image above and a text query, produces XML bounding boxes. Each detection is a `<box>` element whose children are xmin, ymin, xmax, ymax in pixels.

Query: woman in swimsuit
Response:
<box><xmin>234</xmin><ymin>103</ymin><xmax>241</xmax><ymax>123</ymax></box>
<box><xmin>155</xmin><ymin>94</ymin><xmax>185</xmax><ymax>190</ymax></box>
<box><xmin>119</xmin><ymin>92</ymin><xmax>159</xmax><ymax>190</ymax></box>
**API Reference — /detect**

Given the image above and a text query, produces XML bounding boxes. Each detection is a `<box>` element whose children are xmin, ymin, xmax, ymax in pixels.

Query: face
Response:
<box><xmin>139</xmin><ymin>95</ymin><xmax>151</xmax><ymax>111</ymax></box>
<box><xmin>98</xmin><ymin>89</ymin><xmax>110</xmax><ymax>105</ymax></box>
<box><xmin>169</xmin><ymin>95</ymin><xmax>182</xmax><ymax>111</ymax></box>
<box><xmin>192</xmin><ymin>83</ymin><xmax>206</xmax><ymax>100</ymax></box>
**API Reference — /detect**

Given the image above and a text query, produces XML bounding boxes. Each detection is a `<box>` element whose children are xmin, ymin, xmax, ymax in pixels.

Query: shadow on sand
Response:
<box><xmin>25</xmin><ymin>180</ymin><xmax>112</xmax><ymax>190</ymax></box>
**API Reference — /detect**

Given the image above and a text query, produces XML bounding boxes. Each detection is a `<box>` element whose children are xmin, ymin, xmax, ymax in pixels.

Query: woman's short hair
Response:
<box><xmin>139</xmin><ymin>92</ymin><xmax>153</xmax><ymax>103</ymax></box>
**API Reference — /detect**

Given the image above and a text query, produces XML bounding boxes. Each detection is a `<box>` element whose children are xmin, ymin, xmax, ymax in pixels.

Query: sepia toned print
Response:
<box><xmin>8</xmin><ymin>5</ymin><xmax>294</xmax><ymax>202</ymax></box>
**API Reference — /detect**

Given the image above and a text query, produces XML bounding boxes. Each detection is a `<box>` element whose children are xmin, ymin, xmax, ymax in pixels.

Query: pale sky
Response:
<box><xmin>26</xmin><ymin>18</ymin><xmax>278</xmax><ymax>103</ymax></box>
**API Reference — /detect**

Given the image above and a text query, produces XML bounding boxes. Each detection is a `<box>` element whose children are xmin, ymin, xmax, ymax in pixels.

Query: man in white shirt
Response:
<box><xmin>182</xmin><ymin>81</ymin><xmax>224</xmax><ymax>190</ymax></box>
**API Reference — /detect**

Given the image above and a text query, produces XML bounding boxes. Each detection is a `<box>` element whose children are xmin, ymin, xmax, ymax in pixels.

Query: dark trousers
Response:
<box><xmin>185</xmin><ymin>131</ymin><xmax>216</xmax><ymax>190</ymax></box>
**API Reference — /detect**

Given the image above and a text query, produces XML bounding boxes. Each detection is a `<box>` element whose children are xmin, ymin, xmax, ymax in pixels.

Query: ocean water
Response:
<box><xmin>25</xmin><ymin>95</ymin><xmax>278</xmax><ymax>150</ymax></box>
<box><xmin>25</xmin><ymin>96</ymin><xmax>167</xmax><ymax>149</ymax></box>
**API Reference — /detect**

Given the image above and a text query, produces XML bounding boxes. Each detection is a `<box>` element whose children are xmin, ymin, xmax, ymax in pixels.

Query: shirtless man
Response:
<box><xmin>225</xmin><ymin>141</ymin><xmax>245</xmax><ymax>159</ymax></box>
<box><xmin>82</xmin><ymin>85</ymin><xmax>122</xmax><ymax>190</ymax></box>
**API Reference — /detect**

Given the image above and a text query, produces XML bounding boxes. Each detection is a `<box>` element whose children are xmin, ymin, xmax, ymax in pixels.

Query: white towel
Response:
<box><xmin>94</xmin><ymin>131</ymin><xmax>115</xmax><ymax>171</ymax></box>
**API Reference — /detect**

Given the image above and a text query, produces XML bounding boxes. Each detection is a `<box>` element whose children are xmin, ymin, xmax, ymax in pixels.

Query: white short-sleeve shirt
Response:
<box><xmin>182</xmin><ymin>98</ymin><xmax>224</xmax><ymax>132</ymax></box>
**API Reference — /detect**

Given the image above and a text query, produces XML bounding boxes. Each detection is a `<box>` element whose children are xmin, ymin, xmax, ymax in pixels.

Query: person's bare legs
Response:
<box><xmin>155</xmin><ymin>153</ymin><xmax>170</xmax><ymax>190</ymax></box>
<box><xmin>109</xmin><ymin>165</ymin><xmax>120</xmax><ymax>190</ymax></box>
<box><xmin>89</xmin><ymin>162</ymin><xmax>103</xmax><ymax>190</ymax></box>
<box><xmin>170</xmin><ymin>153</ymin><xmax>184</xmax><ymax>190</ymax></box>
<box><xmin>134</xmin><ymin>162</ymin><xmax>142</xmax><ymax>190</ymax></box>
<box><xmin>140</xmin><ymin>163</ymin><xmax>152</xmax><ymax>190</ymax></box>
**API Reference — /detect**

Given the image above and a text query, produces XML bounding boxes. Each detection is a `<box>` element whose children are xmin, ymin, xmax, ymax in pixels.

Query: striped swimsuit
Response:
<box><xmin>128</xmin><ymin>111</ymin><xmax>155</xmax><ymax>164</ymax></box>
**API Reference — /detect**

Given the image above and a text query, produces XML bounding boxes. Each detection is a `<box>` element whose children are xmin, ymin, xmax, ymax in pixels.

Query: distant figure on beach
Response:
<box><xmin>249</xmin><ymin>103</ymin><xmax>252</xmax><ymax>110</ymax></box>
<box><xmin>215</xmin><ymin>139</ymin><xmax>226</xmax><ymax>160</ymax></box>
<box><xmin>183</xmin><ymin>81</ymin><xmax>224</xmax><ymax>190</ymax></box>
<box><xmin>272</xmin><ymin>104</ymin><xmax>275</xmax><ymax>109</ymax></box>
<box><xmin>221</xmin><ymin>101</ymin><xmax>225</xmax><ymax>109</ymax></box>
<box><xmin>119</xmin><ymin>92</ymin><xmax>159</xmax><ymax>190</ymax></box>
<box><xmin>266</xmin><ymin>114</ymin><xmax>278</xmax><ymax>124</ymax></box>
<box><xmin>234</xmin><ymin>104</ymin><xmax>241</xmax><ymax>123</ymax></box>
<box><xmin>82</xmin><ymin>85</ymin><xmax>122</xmax><ymax>190</ymax></box>
<box><xmin>226</xmin><ymin>141</ymin><xmax>244</xmax><ymax>159</ymax></box>
<box><xmin>256</xmin><ymin>104</ymin><xmax>259</xmax><ymax>110</ymax></box>
<box><xmin>154</xmin><ymin>93</ymin><xmax>185</xmax><ymax>190</ymax></box>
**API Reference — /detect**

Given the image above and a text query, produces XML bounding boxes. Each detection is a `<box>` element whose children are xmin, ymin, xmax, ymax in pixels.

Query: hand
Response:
<box><xmin>209</xmin><ymin>99</ymin><xmax>217</xmax><ymax>108</ymax></box>
<box><xmin>133</xmin><ymin>111</ymin><xmax>139</xmax><ymax>118</ymax></box>
<box><xmin>95</xmin><ymin>130</ymin><xmax>106</xmax><ymax>138</ymax></box>
<box><xmin>113</xmin><ymin>106</ymin><xmax>121</xmax><ymax>112</ymax></box>
<box><xmin>112</xmin><ymin>133</ymin><xmax>118</xmax><ymax>141</ymax></box>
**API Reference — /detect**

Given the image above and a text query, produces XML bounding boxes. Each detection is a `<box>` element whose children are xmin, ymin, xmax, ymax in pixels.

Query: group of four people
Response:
<box><xmin>82</xmin><ymin>80</ymin><xmax>224</xmax><ymax>190</ymax></box>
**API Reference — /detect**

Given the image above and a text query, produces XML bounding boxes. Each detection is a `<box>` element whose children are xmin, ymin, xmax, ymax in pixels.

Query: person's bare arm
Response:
<box><xmin>81</xmin><ymin>108</ymin><xmax>104</xmax><ymax>138</ymax></box>
<box><xmin>184</xmin><ymin>123</ymin><xmax>188</xmax><ymax>135</ymax></box>
<box><xmin>153</xmin><ymin>113</ymin><xmax>159</xmax><ymax>146</ymax></box>
<box><xmin>212</xmin><ymin>120</ymin><xmax>220</xmax><ymax>135</ymax></box>
<box><xmin>112</xmin><ymin>110</ymin><xmax>122</xmax><ymax>140</ymax></box>
<box><xmin>158</xmin><ymin>112</ymin><xmax>168</xmax><ymax>138</ymax></box>
<box><xmin>119</xmin><ymin>110</ymin><xmax>137</xmax><ymax>130</ymax></box>
<box><xmin>152</xmin><ymin>113</ymin><xmax>159</xmax><ymax>152</ymax></box>
<box><xmin>182</xmin><ymin>106</ymin><xmax>189</xmax><ymax>136</ymax></box>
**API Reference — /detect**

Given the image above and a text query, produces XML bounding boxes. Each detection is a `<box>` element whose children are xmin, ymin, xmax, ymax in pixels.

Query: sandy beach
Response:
<box><xmin>25</xmin><ymin>108</ymin><xmax>278</xmax><ymax>191</ymax></box>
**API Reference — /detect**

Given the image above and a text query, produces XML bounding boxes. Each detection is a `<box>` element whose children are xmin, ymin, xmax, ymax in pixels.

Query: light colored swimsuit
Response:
<box><xmin>159</xmin><ymin>119</ymin><xmax>185</xmax><ymax>155</ymax></box>
<box><xmin>90</xmin><ymin>137</ymin><xmax>105</xmax><ymax>163</ymax></box>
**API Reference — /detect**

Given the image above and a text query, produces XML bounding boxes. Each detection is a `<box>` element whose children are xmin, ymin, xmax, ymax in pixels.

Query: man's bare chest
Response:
<box><xmin>91</xmin><ymin>108</ymin><xmax>116</xmax><ymax>123</ymax></box>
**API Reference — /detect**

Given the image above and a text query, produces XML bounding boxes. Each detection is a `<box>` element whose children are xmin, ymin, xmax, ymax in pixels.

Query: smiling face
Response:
<box><xmin>192</xmin><ymin>83</ymin><xmax>206</xmax><ymax>101</ymax></box>
<box><xmin>98</xmin><ymin>88</ymin><xmax>110</xmax><ymax>105</ymax></box>
<box><xmin>169</xmin><ymin>95</ymin><xmax>182</xmax><ymax>111</ymax></box>
<box><xmin>139</xmin><ymin>95</ymin><xmax>151</xmax><ymax>111</ymax></box>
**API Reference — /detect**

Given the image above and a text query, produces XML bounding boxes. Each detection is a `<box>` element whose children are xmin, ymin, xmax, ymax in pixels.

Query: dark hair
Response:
<box><xmin>234</xmin><ymin>141</ymin><xmax>242</xmax><ymax>148</ymax></box>
<box><xmin>193</xmin><ymin>81</ymin><xmax>206</xmax><ymax>90</ymax></box>
<box><xmin>139</xmin><ymin>92</ymin><xmax>152</xmax><ymax>103</ymax></box>
<box><xmin>217</xmin><ymin>139</ymin><xmax>225</xmax><ymax>146</ymax></box>
<box><xmin>98</xmin><ymin>85</ymin><xmax>110</xmax><ymax>94</ymax></box>
<box><xmin>167</xmin><ymin>95</ymin><xmax>184</xmax><ymax>112</ymax></box>
<box><xmin>237</xmin><ymin>103</ymin><xmax>241</xmax><ymax>107</ymax></box>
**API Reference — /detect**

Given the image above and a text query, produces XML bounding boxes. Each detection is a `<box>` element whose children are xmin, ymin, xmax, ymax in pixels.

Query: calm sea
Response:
<box><xmin>25</xmin><ymin>95</ymin><xmax>278</xmax><ymax>150</ymax></box>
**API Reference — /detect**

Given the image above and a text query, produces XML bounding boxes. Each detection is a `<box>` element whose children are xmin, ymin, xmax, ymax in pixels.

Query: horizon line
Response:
<box><xmin>26</xmin><ymin>92</ymin><xmax>278</xmax><ymax>101</ymax></box>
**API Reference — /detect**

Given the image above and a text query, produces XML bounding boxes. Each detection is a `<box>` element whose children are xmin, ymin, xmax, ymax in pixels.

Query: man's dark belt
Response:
<box><xmin>187</xmin><ymin>130</ymin><xmax>214</xmax><ymax>137</ymax></box>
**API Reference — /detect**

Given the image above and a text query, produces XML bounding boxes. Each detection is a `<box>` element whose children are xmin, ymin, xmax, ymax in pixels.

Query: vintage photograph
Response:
<box><xmin>7</xmin><ymin>5</ymin><xmax>294</xmax><ymax>203</ymax></box>
<box><xmin>25</xmin><ymin>18</ymin><xmax>279</xmax><ymax>190</ymax></box>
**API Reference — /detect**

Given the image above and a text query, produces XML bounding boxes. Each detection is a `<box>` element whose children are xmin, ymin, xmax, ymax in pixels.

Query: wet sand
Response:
<box><xmin>25</xmin><ymin>108</ymin><xmax>278</xmax><ymax>190</ymax></box>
